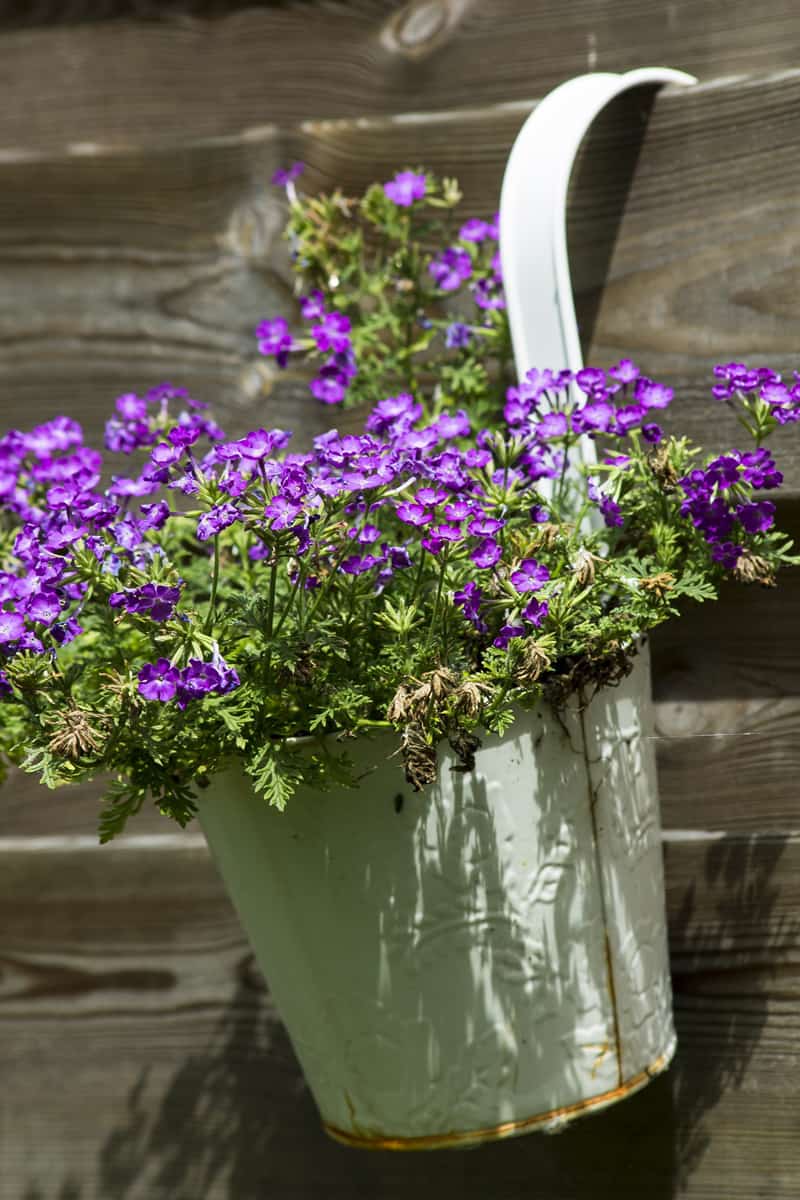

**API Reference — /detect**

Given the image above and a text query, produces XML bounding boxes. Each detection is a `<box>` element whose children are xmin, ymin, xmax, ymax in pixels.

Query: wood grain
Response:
<box><xmin>2</xmin><ymin>833</ymin><xmax>799</xmax><ymax>1197</ymax></box>
<box><xmin>1</xmin><ymin>1</ymin><xmax>800</xmax><ymax>153</ymax></box>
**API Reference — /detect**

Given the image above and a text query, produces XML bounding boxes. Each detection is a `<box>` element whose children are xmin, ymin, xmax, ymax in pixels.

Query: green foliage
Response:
<box><xmin>1</xmin><ymin>168</ymin><xmax>798</xmax><ymax>839</ymax></box>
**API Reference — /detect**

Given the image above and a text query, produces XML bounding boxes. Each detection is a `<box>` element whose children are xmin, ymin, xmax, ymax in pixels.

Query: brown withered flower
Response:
<box><xmin>386</xmin><ymin>683</ymin><xmax>413</xmax><ymax>723</ymax></box>
<box><xmin>405</xmin><ymin>669</ymin><xmax>458</xmax><ymax>715</ymax></box>
<box><xmin>400</xmin><ymin>721</ymin><xmax>438</xmax><ymax>791</ymax></box>
<box><xmin>530</xmin><ymin>522</ymin><xmax>562</xmax><ymax>550</ymax></box>
<box><xmin>647</xmin><ymin>443</ymin><xmax>678</xmax><ymax>489</ymax></box>
<box><xmin>734</xmin><ymin>550</ymin><xmax>776</xmax><ymax>587</ymax></box>
<box><xmin>447</xmin><ymin>727</ymin><xmax>482</xmax><ymax>774</ymax></box>
<box><xmin>451</xmin><ymin>680</ymin><xmax>493</xmax><ymax>718</ymax></box>
<box><xmin>514</xmin><ymin>640</ymin><xmax>552</xmax><ymax>686</ymax></box>
<box><xmin>46</xmin><ymin>707</ymin><xmax>106</xmax><ymax>761</ymax></box>
<box><xmin>639</xmin><ymin>571</ymin><xmax>675</xmax><ymax>599</ymax></box>
<box><xmin>572</xmin><ymin>547</ymin><xmax>604</xmax><ymax>587</ymax></box>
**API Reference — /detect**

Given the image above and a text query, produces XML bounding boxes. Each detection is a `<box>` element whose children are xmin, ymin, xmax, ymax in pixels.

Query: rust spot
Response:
<box><xmin>324</xmin><ymin>1044</ymin><xmax>676</xmax><ymax>1151</ymax></box>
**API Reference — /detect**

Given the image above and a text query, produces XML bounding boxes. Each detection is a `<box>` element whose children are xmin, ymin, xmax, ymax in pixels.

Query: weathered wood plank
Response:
<box><xmin>0</xmin><ymin>128</ymin><xmax>339</xmax><ymax>445</ymax></box>
<box><xmin>2</xmin><ymin>2</ymin><xmax>800</xmax><ymax>153</ymax></box>
<box><xmin>6</xmin><ymin>75</ymin><xmax>800</xmax><ymax>484</ymax></box>
<box><xmin>2</xmin><ymin>833</ymin><xmax>799</xmax><ymax>1196</ymax></box>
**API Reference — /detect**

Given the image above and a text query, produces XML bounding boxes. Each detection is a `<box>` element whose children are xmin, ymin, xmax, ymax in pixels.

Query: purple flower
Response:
<box><xmin>641</xmin><ymin>423</ymin><xmax>663</xmax><ymax>444</ymax></box>
<box><xmin>588</xmin><ymin>479</ymin><xmax>624</xmax><ymax>528</ymax></box>
<box><xmin>576</xmin><ymin>367</ymin><xmax>607</xmax><ymax>394</ymax></box>
<box><xmin>353</xmin><ymin>524</ymin><xmax>380</xmax><ymax>545</ymax></box>
<box><xmin>572</xmin><ymin>402</ymin><xmax>614</xmax><ymax>435</ymax></box>
<box><xmin>416</xmin><ymin>486</ymin><xmax>447</xmax><ymax>507</ymax></box>
<box><xmin>365</xmin><ymin>393</ymin><xmax>421</xmax><ymax>436</ymax></box>
<box><xmin>264</xmin><ymin>495</ymin><xmax>303</xmax><ymax>530</ymax></box>
<box><xmin>434</xmin><ymin>409</ymin><xmax>471</xmax><ymax>439</ymax></box>
<box><xmin>444</xmin><ymin>500</ymin><xmax>476</xmax><ymax>521</ymax></box>
<box><xmin>445</xmin><ymin>322</ymin><xmax>472</xmax><ymax>350</ymax></box>
<box><xmin>51</xmin><ymin>617</ymin><xmax>83</xmax><ymax>645</ymax></box>
<box><xmin>493</xmin><ymin>624</ymin><xmax>525</xmax><ymax>649</ymax></box>
<box><xmin>0</xmin><ymin>611</ymin><xmax>25</xmax><ymax>643</ymax></box>
<box><xmin>168</xmin><ymin>424</ymin><xmax>202</xmax><ymax>449</ymax></box>
<box><xmin>535</xmin><ymin>413</ymin><xmax>569</xmax><ymax>440</ymax></box>
<box><xmin>510</xmin><ymin>558</ymin><xmax>550</xmax><ymax>593</ymax></box>
<box><xmin>609</xmin><ymin>359</ymin><xmax>640</xmax><ymax>386</ymax></box>
<box><xmin>636</xmin><ymin>378</ymin><xmax>674</xmax><ymax>410</ymax></box>
<box><xmin>468</xmin><ymin>516</ymin><xmax>504</xmax><ymax>537</ymax></box>
<box><xmin>711</xmin><ymin>542</ymin><xmax>743</xmax><ymax>570</ymax></box>
<box><xmin>471</xmin><ymin>276</ymin><xmax>505</xmax><ymax>310</ymax></box>
<box><xmin>737</xmin><ymin>500</ymin><xmax>776</xmax><ymax>533</ymax></box>
<box><xmin>115</xmin><ymin>393</ymin><xmax>147</xmax><ymax>422</ymax></box>
<box><xmin>396</xmin><ymin>501</ymin><xmax>433</xmax><ymax>527</ymax></box>
<box><xmin>177</xmin><ymin>659</ymin><xmax>223</xmax><ymax>703</ymax></box>
<box><xmin>138</xmin><ymin>659</ymin><xmax>181</xmax><ymax>702</ymax></box>
<box><xmin>139</xmin><ymin>500</ymin><xmax>171</xmax><ymax>531</ymax></box>
<box><xmin>236</xmin><ymin>428</ymin><xmax>290</xmax><ymax>461</ymax></box>
<box><xmin>25</xmin><ymin>590</ymin><xmax>62</xmax><ymax>625</ymax></box>
<box><xmin>197</xmin><ymin>503</ymin><xmax>240</xmax><ymax>541</ymax></box>
<box><xmin>110</xmin><ymin>583</ymin><xmax>181</xmax><ymax>623</ymax></box>
<box><xmin>428</xmin><ymin>248</ymin><xmax>472</xmax><ymax>293</ymax></box>
<box><xmin>614</xmin><ymin>405</ymin><xmax>645</xmax><ymax>434</ymax></box>
<box><xmin>431</xmin><ymin>522</ymin><xmax>463</xmax><ymax>542</ymax></box>
<box><xmin>310</xmin><ymin>365</ymin><xmax>348</xmax><ymax>406</ymax></box>
<box><xmin>522</xmin><ymin>598</ymin><xmax>549</xmax><ymax>626</ymax></box>
<box><xmin>300</xmin><ymin>291</ymin><xmax>326</xmax><ymax>321</ymax></box>
<box><xmin>256</xmin><ymin>316</ymin><xmax>295</xmax><ymax>367</ymax></box>
<box><xmin>341</xmin><ymin>553</ymin><xmax>382</xmax><ymax>575</ymax></box>
<box><xmin>383</xmin><ymin>171</ymin><xmax>426</xmax><ymax>207</ymax></box>
<box><xmin>151</xmin><ymin>441</ymin><xmax>183</xmax><ymax>469</ymax></box>
<box><xmin>459</xmin><ymin>218</ymin><xmax>490</xmax><ymax>243</ymax></box>
<box><xmin>271</xmin><ymin>162</ymin><xmax>304</xmax><ymax>187</ymax></box>
<box><xmin>711</xmin><ymin>362</ymin><xmax>768</xmax><ymax>400</ymax></box>
<box><xmin>311</xmin><ymin>312</ymin><xmax>352</xmax><ymax>355</ymax></box>
<box><xmin>470</xmin><ymin>539</ymin><xmax>502</xmax><ymax>569</ymax></box>
<box><xmin>453</xmin><ymin>581</ymin><xmax>486</xmax><ymax>631</ymax></box>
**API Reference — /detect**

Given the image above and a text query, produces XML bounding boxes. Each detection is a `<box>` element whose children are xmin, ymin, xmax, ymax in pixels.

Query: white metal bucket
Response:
<box><xmin>198</xmin><ymin>642</ymin><xmax>674</xmax><ymax>1149</ymax></box>
<box><xmin>199</xmin><ymin>66</ymin><xmax>694</xmax><ymax>1147</ymax></box>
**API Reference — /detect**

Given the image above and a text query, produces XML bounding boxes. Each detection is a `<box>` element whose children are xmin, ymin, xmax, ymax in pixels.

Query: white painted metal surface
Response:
<box><xmin>199</xmin><ymin>68</ymin><xmax>695</xmax><ymax>1147</ymax></box>
<box><xmin>500</xmin><ymin>67</ymin><xmax>696</xmax><ymax>397</ymax></box>
<box><xmin>198</xmin><ymin>644</ymin><xmax>673</xmax><ymax>1147</ymax></box>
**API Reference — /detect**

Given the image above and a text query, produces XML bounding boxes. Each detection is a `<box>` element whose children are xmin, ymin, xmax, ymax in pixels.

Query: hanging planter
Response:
<box><xmin>4</xmin><ymin>67</ymin><xmax>796</xmax><ymax>1155</ymax></box>
<box><xmin>198</xmin><ymin>637</ymin><xmax>673</xmax><ymax>1149</ymax></box>
<box><xmin>198</xmin><ymin>68</ymin><xmax>694</xmax><ymax>1148</ymax></box>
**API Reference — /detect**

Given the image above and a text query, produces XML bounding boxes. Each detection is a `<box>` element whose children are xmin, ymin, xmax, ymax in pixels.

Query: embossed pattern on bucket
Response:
<box><xmin>198</xmin><ymin>643</ymin><xmax>674</xmax><ymax>1147</ymax></box>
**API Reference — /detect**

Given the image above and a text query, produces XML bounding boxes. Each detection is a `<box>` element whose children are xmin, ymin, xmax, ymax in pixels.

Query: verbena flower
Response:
<box><xmin>383</xmin><ymin>170</ymin><xmax>426</xmax><ymax>207</ymax></box>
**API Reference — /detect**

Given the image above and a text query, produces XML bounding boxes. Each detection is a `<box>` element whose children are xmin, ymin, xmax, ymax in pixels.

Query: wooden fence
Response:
<box><xmin>2</xmin><ymin>3</ymin><xmax>800</xmax><ymax>1196</ymax></box>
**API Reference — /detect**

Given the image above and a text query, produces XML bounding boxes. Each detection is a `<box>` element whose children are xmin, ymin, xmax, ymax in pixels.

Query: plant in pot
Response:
<box><xmin>0</xmin><ymin>162</ymin><xmax>796</xmax><ymax>1150</ymax></box>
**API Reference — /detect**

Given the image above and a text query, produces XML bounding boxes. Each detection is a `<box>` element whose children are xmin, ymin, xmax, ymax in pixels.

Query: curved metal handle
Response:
<box><xmin>499</xmin><ymin>68</ymin><xmax>696</xmax><ymax>385</ymax></box>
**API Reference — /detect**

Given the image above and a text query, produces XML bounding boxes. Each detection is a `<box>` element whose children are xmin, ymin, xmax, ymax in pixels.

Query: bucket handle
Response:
<box><xmin>499</xmin><ymin>68</ymin><xmax>696</xmax><ymax>397</ymax></box>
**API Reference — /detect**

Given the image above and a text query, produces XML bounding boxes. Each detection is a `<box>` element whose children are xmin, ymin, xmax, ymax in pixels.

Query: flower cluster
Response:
<box><xmin>138</xmin><ymin>653</ymin><xmax>239</xmax><ymax>706</ymax></box>
<box><xmin>678</xmin><ymin>449</ymin><xmax>781</xmax><ymax>568</ymax></box>
<box><xmin>256</xmin><ymin>169</ymin><xmax>509</xmax><ymax>417</ymax></box>
<box><xmin>0</xmin><ymin>165</ymin><xmax>797</xmax><ymax>841</ymax></box>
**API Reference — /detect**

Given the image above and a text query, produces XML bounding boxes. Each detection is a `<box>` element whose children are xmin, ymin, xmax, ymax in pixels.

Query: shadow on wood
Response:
<box><xmin>84</xmin><ymin>832</ymin><xmax>794</xmax><ymax>1198</ymax></box>
<box><xmin>569</xmin><ymin>84</ymin><xmax>661</xmax><ymax>360</ymax></box>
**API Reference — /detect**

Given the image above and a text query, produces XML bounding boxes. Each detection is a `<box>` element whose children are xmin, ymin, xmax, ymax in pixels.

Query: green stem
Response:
<box><xmin>424</xmin><ymin>551</ymin><xmax>449</xmax><ymax>657</ymax></box>
<box><xmin>204</xmin><ymin>536</ymin><xmax>220</xmax><ymax>633</ymax></box>
<box><xmin>410</xmin><ymin>550</ymin><xmax>427</xmax><ymax>606</ymax></box>
<box><xmin>300</xmin><ymin>544</ymin><xmax>352</xmax><ymax>633</ymax></box>
<box><xmin>266</xmin><ymin>556</ymin><xmax>279</xmax><ymax>640</ymax></box>
<box><xmin>272</xmin><ymin>565</ymin><xmax>306</xmax><ymax>640</ymax></box>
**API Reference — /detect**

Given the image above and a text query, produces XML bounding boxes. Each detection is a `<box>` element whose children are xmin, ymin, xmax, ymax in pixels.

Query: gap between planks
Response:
<box><xmin>0</xmin><ymin>829</ymin><xmax>793</xmax><ymax>854</ymax></box>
